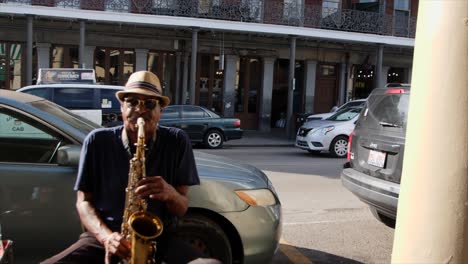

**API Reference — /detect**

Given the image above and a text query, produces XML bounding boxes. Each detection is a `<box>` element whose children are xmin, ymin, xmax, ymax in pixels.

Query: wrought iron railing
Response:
<box><xmin>1</xmin><ymin>0</ymin><xmax>416</xmax><ymax>38</ymax></box>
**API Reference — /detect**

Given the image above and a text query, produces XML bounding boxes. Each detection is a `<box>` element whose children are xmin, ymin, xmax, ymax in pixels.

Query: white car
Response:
<box><xmin>306</xmin><ymin>99</ymin><xmax>366</xmax><ymax>122</ymax></box>
<box><xmin>296</xmin><ymin>107</ymin><xmax>363</xmax><ymax>157</ymax></box>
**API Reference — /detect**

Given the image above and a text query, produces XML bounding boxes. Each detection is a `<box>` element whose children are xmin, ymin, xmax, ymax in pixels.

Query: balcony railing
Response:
<box><xmin>2</xmin><ymin>0</ymin><xmax>416</xmax><ymax>38</ymax></box>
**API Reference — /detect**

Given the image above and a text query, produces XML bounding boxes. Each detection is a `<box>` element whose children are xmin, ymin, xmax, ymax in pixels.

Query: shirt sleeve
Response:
<box><xmin>174</xmin><ymin>129</ymin><xmax>200</xmax><ymax>186</ymax></box>
<box><xmin>74</xmin><ymin>131</ymin><xmax>97</xmax><ymax>192</ymax></box>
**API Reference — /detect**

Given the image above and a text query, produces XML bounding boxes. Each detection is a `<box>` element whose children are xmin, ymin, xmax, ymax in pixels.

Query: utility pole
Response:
<box><xmin>392</xmin><ymin>1</ymin><xmax>468</xmax><ymax>262</ymax></box>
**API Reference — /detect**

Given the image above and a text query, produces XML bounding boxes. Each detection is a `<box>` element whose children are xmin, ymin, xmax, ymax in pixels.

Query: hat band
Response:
<box><xmin>126</xmin><ymin>81</ymin><xmax>162</xmax><ymax>95</ymax></box>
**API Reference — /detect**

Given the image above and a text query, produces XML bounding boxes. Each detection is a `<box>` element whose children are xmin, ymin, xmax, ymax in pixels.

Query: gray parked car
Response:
<box><xmin>0</xmin><ymin>90</ymin><xmax>281</xmax><ymax>263</ymax></box>
<box><xmin>341</xmin><ymin>86</ymin><xmax>410</xmax><ymax>228</ymax></box>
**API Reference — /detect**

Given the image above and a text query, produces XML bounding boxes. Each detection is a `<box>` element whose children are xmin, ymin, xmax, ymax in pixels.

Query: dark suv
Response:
<box><xmin>341</xmin><ymin>86</ymin><xmax>410</xmax><ymax>228</ymax></box>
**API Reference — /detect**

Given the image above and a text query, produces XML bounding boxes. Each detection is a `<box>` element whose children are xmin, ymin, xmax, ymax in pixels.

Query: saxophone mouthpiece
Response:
<box><xmin>137</xmin><ymin>117</ymin><xmax>145</xmax><ymax>138</ymax></box>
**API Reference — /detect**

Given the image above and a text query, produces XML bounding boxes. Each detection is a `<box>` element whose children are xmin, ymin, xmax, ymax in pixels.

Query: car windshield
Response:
<box><xmin>337</xmin><ymin>100</ymin><xmax>365</xmax><ymax>112</ymax></box>
<box><xmin>326</xmin><ymin>107</ymin><xmax>362</xmax><ymax>121</ymax></box>
<box><xmin>30</xmin><ymin>100</ymin><xmax>101</xmax><ymax>134</ymax></box>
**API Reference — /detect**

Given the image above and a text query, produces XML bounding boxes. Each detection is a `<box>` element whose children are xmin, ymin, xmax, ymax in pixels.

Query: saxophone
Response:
<box><xmin>121</xmin><ymin>117</ymin><xmax>163</xmax><ymax>264</ymax></box>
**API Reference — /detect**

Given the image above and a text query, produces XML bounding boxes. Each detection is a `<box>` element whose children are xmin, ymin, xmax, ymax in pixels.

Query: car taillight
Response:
<box><xmin>385</xmin><ymin>88</ymin><xmax>406</xmax><ymax>94</ymax></box>
<box><xmin>234</xmin><ymin>120</ymin><xmax>241</xmax><ymax>127</ymax></box>
<box><xmin>347</xmin><ymin>130</ymin><xmax>355</xmax><ymax>161</ymax></box>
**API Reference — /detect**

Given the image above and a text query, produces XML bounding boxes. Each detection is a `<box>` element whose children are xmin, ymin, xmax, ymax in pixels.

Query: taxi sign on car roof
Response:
<box><xmin>37</xmin><ymin>68</ymin><xmax>96</xmax><ymax>85</ymax></box>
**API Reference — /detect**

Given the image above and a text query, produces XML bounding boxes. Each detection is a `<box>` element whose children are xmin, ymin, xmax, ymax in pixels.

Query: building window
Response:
<box><xmin>51</xmin><ymin>45</ymin><xmax>79</xmax><ymax>69</ymax></box>
<box><xmin>0</xmin><ymin>42</ymin><xmax>24</xmax><ymax>90</ymax></box>
<box><xmin>284</xmin><ymin>0</ymin><xmax>303</xmax><ymax>22</ymax></box>
<box><xmin>148</xmin><ymin>51</ymin><xmax>175</xmax><ymax>99</ymax></box>
<box><xmin>395</xmin><ymin>0</ymin><xmax>409</xmax><ymax>10</ymax></box>
<box><xmin>322</xmin><ymin>0</ymin><xmax>340</xmax><ymax>18</ymax></box>
<box><xmin>94</xmin><ymin>48</ymin><xmax>135</xmax><ymax>85</ymax></box>
<box><xmin>394</xmin><ymin>0</ymin><xmax>410</xmax><ymax>36</ymax></box>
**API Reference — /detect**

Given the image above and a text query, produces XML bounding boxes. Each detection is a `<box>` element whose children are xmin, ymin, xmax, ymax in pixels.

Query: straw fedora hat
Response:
<box><xmin>116</xmin><ymin>71</ymin><xmax>170</xmax><ymax>107</ymax></box>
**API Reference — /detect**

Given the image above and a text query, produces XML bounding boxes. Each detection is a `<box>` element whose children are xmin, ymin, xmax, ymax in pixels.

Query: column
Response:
<box><xmin>304</xmin><ymin>60</ymin><xmax>317</xmax><ymax>113</ymax></box>
<box><xmin>189</xmin><ymin>28</ymin><xmax>198</xmax><ymax>105</ymax></box>
<box><xmin>182</xmin><ymin>52</ymin><xmax>189</xmax><ymax>104</ymax></box>
<box><xmin>346</xmin><ymin>64</ymin><xmax>353</xmax><ymax>101</ymax></box>
<box><xmin>339</xmin><ymin>62</ymin><xmax>346</xmax><ymax>105</ymax></box>
<box><xmin>79</xmin><ymin>20</ymin><xmax>86</xmax><ymax>68</ymax></box>
<box><xmin>392</xmin><ymin>0</ymin><xmax>468</xmax><ymax>262</ymax></box>
<box><xmin>406</xmin><ymin>67</ymin><xmax>412</xmax><ymax>84</ymax></box>
<box><xmin>380</xmin><ymin>66</ymin><xmax>390</xmax><ymax>87</ymax></box>
<box><xmin>36</xmin><ymin>43</ymin><xmax>51</xmax><ymax>69</ymax></box>
<box><xmin>223</xmin><ymin>55</ymin><xmax>237</xmax><ymax>118</ymax></box>
<box><xmin>374</xmin><ymin>44</ymin><xmax>384</xmax><ymax>88</ymax></box>
<box><xmin>175</xmin><ymin>52</ymin><xmax>182</xmax><ymax>104</ymax></box>
<box><xmin>83</xmin><ymin>46</ymin><xmax>95</xmax><ymax>69</ymax></box>
<box><xmin>135</xmin><ymin>49</ymin><xmax>148</xmax><ymax>71</ymax></box>
<box><xmin>286</xmin><ymin>36</ymin><xmax>296</xmax><ymax>139</ymax></box>
<box><xmin>26</xmin><ymin>15</ymin><xmax>33</xmax><ymax>85</ymax></box>
<box><xmin>259</xmin><ymin>57</ymin><xmax>275</xmax><ymax>132</ymax></box>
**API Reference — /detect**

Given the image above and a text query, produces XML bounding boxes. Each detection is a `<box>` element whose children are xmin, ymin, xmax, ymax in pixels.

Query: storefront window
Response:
<box><xmin>94</xmin><ymin>47</ymin><xmax>135</xmax><ymax>85</ymax></box>
<box><xmin>212</xmin><ymin>55</ymin><xmax>223</xmax><ymax>114</ymax></box>
<box><xmin>148</xmin><ymin>51</ymin><xmax>175</xmax><ymax>99</ymax></box>
<box><xmin>248</xmin><ymin>58</ymin><xmax>261</xmax><ymax>113</ymax></box>
<box><xmin>0</xmin><ymin>42</ymin><xmax>24</xmax><ymax>90</ymax></box>
<box><xmin>198</xmin><ymin>55</ymin><xmax>211</xmax><ymax>108</ymax></box>
<box><xmin>235</xmin><ymin>59</ymin><xmax>243</xmax><ymax>112</ymax></box>
<box><xmin>51</xmin><ymin>46</ymin><xmax>79</xmax><ymax>68</ymax></box>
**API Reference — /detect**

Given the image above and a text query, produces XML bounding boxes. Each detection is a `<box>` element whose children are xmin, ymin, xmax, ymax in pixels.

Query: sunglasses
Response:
<box><xmin>123</xmin><ymin>97</ymin><xmax>159</xmax><ymax>110</ymax></box>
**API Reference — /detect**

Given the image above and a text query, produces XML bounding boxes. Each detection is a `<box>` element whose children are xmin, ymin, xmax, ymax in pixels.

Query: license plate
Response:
<box><xmin>368</xmin><ymin>150</ymin><xmax>386</xmax><ymax>168</ymax></box>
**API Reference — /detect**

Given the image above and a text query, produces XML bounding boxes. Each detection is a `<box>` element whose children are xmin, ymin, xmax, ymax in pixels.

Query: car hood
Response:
<box><xmin>307</xmin><ymin>112</ymin><xmax>333</xmax><ymax>120</ymax></box>
<box><xmin>302</xmin><ymin>118</ymin><xmax>355</xmax><ymax>129</ymax></box>
<box><xmin>194</xmin><ymin>151</ymin><xmax>269</xmax><ymax>189</ymax></box>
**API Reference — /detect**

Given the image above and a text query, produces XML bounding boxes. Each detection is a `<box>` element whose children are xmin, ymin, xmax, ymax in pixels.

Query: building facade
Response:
<box><xmin>0</xmin><ymin>0</ymin><xmax>416</xmax><ymax>132</ymax></box>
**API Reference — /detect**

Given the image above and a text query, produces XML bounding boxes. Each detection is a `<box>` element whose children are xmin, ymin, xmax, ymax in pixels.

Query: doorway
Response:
<box><xmin>314</xmin><ymin>63</ymin><xmax>339</xmax><ymax>113</ymax></box>
<box><xmin>234</xmin><ymin>57</ymin><xmax>262</xmax><ymax>130</ymax></box>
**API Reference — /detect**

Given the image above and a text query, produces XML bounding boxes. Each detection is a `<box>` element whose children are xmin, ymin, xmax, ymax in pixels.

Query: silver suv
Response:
<box><xmin>341</xmin><ymin>86</ymin><xmax>410</xmax><ymax>228</ymax></box>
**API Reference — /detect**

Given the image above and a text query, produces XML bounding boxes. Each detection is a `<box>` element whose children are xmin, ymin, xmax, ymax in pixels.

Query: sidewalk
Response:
<box><xmin>224</xmin><ymin>128</ymin><xmax>296</xmax><ymax>147</ymax></box>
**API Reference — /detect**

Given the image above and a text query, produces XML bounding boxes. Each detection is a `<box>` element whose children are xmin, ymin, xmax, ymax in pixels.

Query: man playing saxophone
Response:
<box><xmin>41</xmin><ymin>71</ymin><xmax>208</xmax><ymax>264</ymax></box>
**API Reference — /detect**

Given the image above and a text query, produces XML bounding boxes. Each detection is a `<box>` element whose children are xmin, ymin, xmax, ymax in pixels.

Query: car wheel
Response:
<box><xmin>369</xmin><ymin>207</ymin><xmax>396</xmax><ymax>228</ymax></box>
<box><xmin>330</xmin><ymin>136</ymin><xmax>348</xmax><ymax>158</ymax></box>
<box><xmin>204</xmin><ymin>130</ymin><xmax>224</xmax><ymax>149</ymax></box>
<box><xmin>175</xmin><ymin>213</ymin><xmax>233</xmax><ymax>264</ymax></box>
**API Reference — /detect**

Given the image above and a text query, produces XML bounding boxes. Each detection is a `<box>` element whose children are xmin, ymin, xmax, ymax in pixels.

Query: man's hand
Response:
<box><xmin>135</xmin><ymin>176</ymin><xmax>176</xmax><ymax>201</ymax></box>
<box><xmin>135</xmin><ymin>176</ymin><xmax>190</xmax><ymax>217</ymax></box>
<box><xmin>103</xmin><ymin>232</ymin><xmax>131</xmax><ymax>263</ymax></box>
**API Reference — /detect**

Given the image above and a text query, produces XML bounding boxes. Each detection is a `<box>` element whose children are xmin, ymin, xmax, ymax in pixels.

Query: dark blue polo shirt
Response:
<box><xmin>75</xmin><ymin>125</ymin><xmax>200</xmax><ymax>232</ymax></box>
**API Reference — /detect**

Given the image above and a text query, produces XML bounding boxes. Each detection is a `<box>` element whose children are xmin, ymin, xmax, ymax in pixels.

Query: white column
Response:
<box><xmin>381</xmin><ymin>66</ymin><xmax>390</xmax><ymax>87</ymax></box>
<box><xmin>304</xmin><ymin>60</ymin><xmax>317</xmax><ymax>113</ymax></box>
<box><xmin>36</xmin><ymin>43</ymin><xmax>51</xmax><ymax>69</ymax></box>
<box><xmin>259</xmin><ymin>57</ymin><xmax>275</xmax><ymax>132</ymax></box>
<box><xmin>392</xmin><ymin>0</ymin><xmax>468</xmax><ymax>262</ymax></box>
<box><xmin>407</xmin><ymin>67</ymin><xmax>412</xmax><ymax>84</ymax></box>
<box><xmin>135</xmin><ymin>49</ymin><xmax>148</xmax><ymax>72</ymax></box>
<box><xmin>222</xmin><ymin>55</ymin><xmax>238</xmax><ymax>118</ymax></box>
<box><xmin>339</xmin><ymin>62</ymin><xmax>346</xmax><ymax>105</ymax></box>
<box><xmin>83</xmin><ymin>46</ymin><xmax>95</xmax><ymax>69</ymax></box>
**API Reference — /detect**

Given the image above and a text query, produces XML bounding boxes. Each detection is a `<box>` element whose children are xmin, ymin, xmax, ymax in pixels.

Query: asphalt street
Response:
<box><xmin>197</xmin><ymin>146</ymin><xmax>395</xmax><ymax>264</ymax></box>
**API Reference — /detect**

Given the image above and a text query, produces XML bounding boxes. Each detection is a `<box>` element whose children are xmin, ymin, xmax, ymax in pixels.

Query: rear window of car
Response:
<box><xmin>100</xmin><ymin>89</ymin><xmax>120</xmax><ymax>110</ymax></box>
<box><xmin>23</xmin><ymin>87</ymin><xmax>48</xmax><ymax>99</ymax></box>
<box><xmin>182</xmin><ymin>106</ymin><xmax>210</xmax><ymax>118</ymax></box>
<box><xmin>161</xmin><ymin>106</ymin><xmax>180</xmax><ymax>119</ymax></box>
<box><xmin>363</xmin><ymin>89</ymin><xmax>410</xmax><ymax>129</ymax></box>
<box><xmin>54</xmin><ymin>88</ymin><xmax>94</xmax><ymax>109</ymax></box>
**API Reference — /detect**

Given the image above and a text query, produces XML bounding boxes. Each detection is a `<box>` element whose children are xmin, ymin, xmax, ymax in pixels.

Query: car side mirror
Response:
<box><xmin>56</xmin><ymin>145</ymin><xmax>81</xmax><ymax>166</ymax></box>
